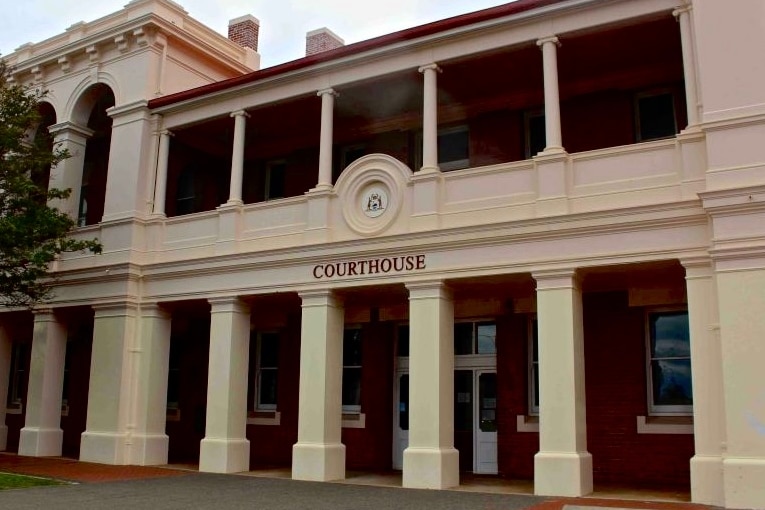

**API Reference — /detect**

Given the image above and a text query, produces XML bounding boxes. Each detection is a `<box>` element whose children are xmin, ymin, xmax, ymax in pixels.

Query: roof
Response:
<box><xmin>148</xmin><ymin>0</ymin><xmax>565</xmax><ymax>109</ymax></box>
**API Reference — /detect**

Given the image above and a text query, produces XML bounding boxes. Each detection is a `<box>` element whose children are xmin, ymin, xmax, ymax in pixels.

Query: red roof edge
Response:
<box><xmin>148</xmin><ymin>0</ymin><xmax>564</xmax><ymax>110</ymax></box>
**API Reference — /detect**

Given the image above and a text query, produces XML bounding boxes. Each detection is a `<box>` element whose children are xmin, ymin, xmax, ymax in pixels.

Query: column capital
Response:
<box><xmin>140</xmin><ymin>303</ymin><xmax>171</xmax><ymax>320</ymax></box>
<box><xmin>299</xmin><ymin>289</ymin><xmax>344</xmax><ymax>308</ymax></box>
<box><xmin>681</xmin><ymin>257</ymin><xmax>714</xmax><ymax>279</ymax></box>
<box><xmin>406</xmin><ymin>280</ymin><xmax>452</xmax><ymax>300</ymax></box>
<box><xmin>672</xmin><ymin>5</ymin><xmax>692</xmax><ymax>19</ymax></box>
<box><xmin>31</xmin><ymin>308</ymin><xmax>57</xmax><ymax>321</ymax></box>
<box><xmin>418</xmin><ymin>63</ymin><xmax>442</xmax><ymax>74</ymax></box>
<box><xmin>536</xmin><ymin>35</ymin><xmax>560</xmax><ymax>48</ymax></box>
<box><xmin>532</xmin><ymin>269</ymin><xmax>581</xmax><ymax>290</ymax></box>
<box><xmin>157</xmin><ymin>129</ymin><xmax>174</xmax><ymax>137</ymax></box>
<box><xmin>48</xmin><ymin>121</ymin><xmax>94</xmax><ymax>140</ymax></box>
<box><xmin>208</xmin><ymin>296</ymin><xmax>250</xmax><ymax>314</ymax></box>
<box><xmin>317</xmin><ymin>87</ymin><xmax>338</xmax><ymax>98</ymax></box>
<box><xmin>230</xmin><ymin>109</ymin><xmax>250</xmax><ymax>119</ymax></box>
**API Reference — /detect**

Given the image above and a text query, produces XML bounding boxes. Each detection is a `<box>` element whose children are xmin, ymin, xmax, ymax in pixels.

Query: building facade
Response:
<box><xmin>1</xmin><ymin>0</ymin><xmax>765</xmax><ymax>508</ymax></box>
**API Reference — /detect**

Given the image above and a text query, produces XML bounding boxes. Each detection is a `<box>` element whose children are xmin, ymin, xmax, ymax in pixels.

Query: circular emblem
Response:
<box><xmin>361</xmin><ymin>186</ymin><xmax>388</xmax><ymax>218</ymax></box>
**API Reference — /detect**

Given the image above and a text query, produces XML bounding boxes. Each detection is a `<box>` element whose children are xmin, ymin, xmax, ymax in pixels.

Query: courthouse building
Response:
<box><xmin>1</xmin><ymin>0</ymin><xmax>764</xmax><ymax>508</ymax></box>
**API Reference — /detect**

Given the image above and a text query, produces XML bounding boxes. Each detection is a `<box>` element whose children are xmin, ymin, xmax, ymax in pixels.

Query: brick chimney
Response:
<box><xmin>306</xmin><ymin>27</ymin><xmax>344</xmax><ymax>56</ymax></box>
<box><xmin>228</xmin><ymin>15</ymin><xmax>260</xmax><ymax>52</ymax></box>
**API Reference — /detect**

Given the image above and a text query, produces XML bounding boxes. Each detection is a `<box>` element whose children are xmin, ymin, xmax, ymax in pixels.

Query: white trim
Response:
<box><xmin>516</xmin><ymin>414</ymin><xmax>539</xmax><ymax>433</ymax></box>
<box><xmin>636</xmin><ymin>415</ymin><xmax>693</xmax><ymax>435</ymax></box>
<box><xmin>248</xmin><ymin>410</ymin><xmax>281</xmax><ymax>426</ymax></box>
<box><xmin>342</xmin><ymin>412</ymin><xmax>366</xmax><ymax>429</ymax></box>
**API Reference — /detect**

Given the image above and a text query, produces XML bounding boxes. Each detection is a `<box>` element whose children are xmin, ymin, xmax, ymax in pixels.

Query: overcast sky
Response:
<box><xmin>1</xmin><ymin>0</ymin><xmax>515</xmax><ymax>68</ymax></box>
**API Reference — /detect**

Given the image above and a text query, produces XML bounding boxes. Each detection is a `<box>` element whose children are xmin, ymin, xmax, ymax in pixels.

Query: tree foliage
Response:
<box><xmin>0</xmin><ymin>61</ymin><xmax>101</xmax><ymax>308</ymax></box>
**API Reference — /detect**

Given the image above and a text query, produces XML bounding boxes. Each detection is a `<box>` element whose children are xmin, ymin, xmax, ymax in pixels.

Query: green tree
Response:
<box><xmin>0</xmin><ymin>62</ymin><xmax>101</xmax><ymax>308</ymax></box>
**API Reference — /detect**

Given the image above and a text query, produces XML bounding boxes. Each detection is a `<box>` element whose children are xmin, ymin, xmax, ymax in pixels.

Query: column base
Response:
<box><xmin>292</xmin><ymin>442</ymin><xmax>345</xmax><ymax>481</ymax></box>
<box><xmin>0</xmin><ymin>425</ymin><xmax>7</xmax><ymax>451</ymax></box>
<box><xmin>534</xmin><ymin>451</ymin><xmax>593</xmax><ymax>496</ymax></box>
<box><xmin>723</xmin><ymin>457</ymin><xmax>765</xmax><ymax>509</ymax></box>
<box><xmin>199</xmin><ymin>437</ymin><xmax>250</xmax><ymax>473</ymax></box>
<box><xmin>690</xmin><ymin>454</ymin><xmax>724</xmax><ymax>506</ymax></box>
<box><xmin>128</xmin><ymin>433</ymin><xmax>169</xmax><ymax>466</ymax></box>
<box><xmin>402</xmin><ymin>447</ymin><xmax>459</xmax><ymax>489</ymax></box>
<box><xmin>80</xmin><ymin>431</ymin><xmax>128</xmax><ymax>464</ymax></box>
<box><xmin>18</xmin><ymin>427</ymin><xmax>63</xmax><ymax>457</ymax></box>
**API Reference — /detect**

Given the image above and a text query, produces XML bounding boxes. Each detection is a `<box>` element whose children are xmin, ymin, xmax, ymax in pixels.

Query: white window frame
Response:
<box><xmin>645</xmin><ymin>308</ymin><xmax>692</xmax><ymax>416</ymax></box>
<box><xmin>635</xmin><ymin>90</ymin><xmax>677</xmax><ymax>143</ymax></box>
<box><xmin>253</xmin><ymin>331</ymin><xmax>279</xmax><ymax>412</ymax></box>
<box><xmin>527</xmin><ymin>315</ymin><xmax>539</xmax><ymax>416</ymax></box>
<box><xmin>342</xmin><ymin>327</ymin><xmax>363</xmax><ymax>414</ymax></box>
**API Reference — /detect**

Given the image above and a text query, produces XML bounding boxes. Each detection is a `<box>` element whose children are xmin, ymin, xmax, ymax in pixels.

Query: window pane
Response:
<box><xmin>477</xmin><ymin>323</ymin><xmax>496</xmax><ymax>354</ymax></box>
<box><xmin>454</xmin><ymin>323</ymin><xmax>473</xmax><ymax>355</ymax></box>
<box><xmin>399</xmin><ymin>374</ymin><xmax>409</xmax><ymax>431</ymax></box>
<box><xmin>650</xmin><ymin>312</ymin><xmax>690</xmax><ymax>358</ymax></box>
<box><xmin>397</xmin><ymin>325</ymin><xmax>409</xmax><ymax>357</ymax></box>
<box><xmin>258</xmin><ymin>369</ymin><xmax>278</xmax><ymax>407</ymax></box>
<box><xmin>651</xmin><ymin>359</ymin><xmax>693</xmax><ymax>406</ymax></box>
<box><xmin>260</xmin><ymin>333</ymin><xmax>279</xmax><ymax>368</ymax></box>
<box><xmin>438</xmin><ymin>129</ymin><xmax>469</xmax><ymax>166</ymax></box>
<box><xmin>342</xmin><ymin>367</ymin><xmax>362</xmax><ymax>407</ymax></box>
<box><xmin>638</xmin><ymin>93</ymin><xmax>676</xmax><ymax>141</ymax></box>
<box><xmin>343</xmin><ymin>329</ymin><xmax>363</xmax><ymax>366</ymax></box>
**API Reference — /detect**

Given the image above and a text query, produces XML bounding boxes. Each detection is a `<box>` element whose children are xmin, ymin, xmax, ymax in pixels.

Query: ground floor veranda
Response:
<box><xmin>0</xmin><ymin>260</ymin><xmax>730</xmax><ymax>502</ymax></box>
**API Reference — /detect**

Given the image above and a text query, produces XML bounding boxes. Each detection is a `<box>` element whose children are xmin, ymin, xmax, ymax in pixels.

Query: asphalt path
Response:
<box><xmin>0</xmin><ymin>472</ymin><xmax>546</xmax><ymax>510</ymax></box>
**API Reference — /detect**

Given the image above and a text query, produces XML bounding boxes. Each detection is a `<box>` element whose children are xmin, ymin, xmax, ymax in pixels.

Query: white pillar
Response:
<box><xmin>419</xmin><ymin>64</ymin><xmax>441</xmax><ymax>174</ymax></box>
<box><xmin>47</xmin><ymin>122</ymin><xmax>93</xmax><ymax>220</ymax></box>
<box><xmin>533</xmin><ymin>270</ymin><xmax>592</xmax><ymax>497</ymax></box>
<box><xmin>128</xmin><ymin>304</ymin><xmax>172</xmax><ymax>465</ymax></box>
<box><xmin>315</xmin><ymin>88</ymin><xmax>337</xmax><ymax>191</ymax></box>
<box><xmin>199</xmin><ymin>298</ymin><xmax>251</xmax><ymax>473</ymax></box>
<box><xmin>292</xmin><ymin>290</ymin><xmax>345</xmax><ymax>481</ymax></box>
<box><xmin>80</xmin><ymin>304</ymin><xmax>139</xmax><ymax>465</ymax></box>
<box><xmin>226</xmin><ymin>110</ymin><xmax>250</xmax><ymax>206</ymax></box>
<box><xmin>403</xmin><ymin>281</ymin><xmax>458</xmax><ymax>489</ymax></box>
<box><xmin>682</xmin><ymin>258</ymin><xmax>725</xmax><ymax>506</ymax></box>
<box><xmin>18</xmin><ymin>310</ymin><xmax>66</xmax><ymax>457</ymax></box>
<box><xmin>0</xmin><ymin>325</ymin><xmax>10</xmax><ymax>450</ymax></box>
<box><xmin>673</xmin><ymin>6</ymin><xmax>700</xmax><ymax>128</ymax></box>
<box><xmin>536</xmin><ymin>37</ymin><xmax>563</xmax><ymax>152</ymax></box>
<box><xmin>153</xmin><ymin>130</ymin><xmax>172</xmax><ymax>216</ymax></box>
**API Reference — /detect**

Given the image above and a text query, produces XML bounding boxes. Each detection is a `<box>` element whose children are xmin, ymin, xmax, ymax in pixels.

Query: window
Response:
<box><xmin>647</xmin><ymin>310</ymin><xmax>692</xmax><ymax>415</ymax></box>
<box><xmin>264</xmin><ymin>161</ymin><xmax>286</xmax><ymax>201</ymax></box>
<box><xmin>636</xmin><ymin>92</ymin><xmax>677</xmax><ymax>142</ymax></box>
<box><xmin>454</xmin><ymin>321</ymin><xmax>496</xmax><ymax>355</ymax></box>
<box><xmin>396</xmin><ymin>324</ymin><xmax>409</xmax><ymax>357</ymax></box>
<box><xmin>253</xmin><ymin>332</ymin><xmax>279</xmax><ymax>410</ymax></box>
<box><xmin>415</xmin><ymin>126</ymin><xmax>470</xmax><ymax>172</ymax></box>
<box><xmin>61</xmin><ymin>342</ymin><xmax>73</xmax><ymax>411</ymax></box>
<box><xmin>342</xmin><ymin>328</ymin><xmax>363</xmax><ymax>412</ymax></box>
<box><xmin>528</xmin><ymin>317</ymin><xmax>539</xmax><ymax>416</ymax></box>
<box><xmin>175</xmin><ymin>167</ymin><xmax>197</xmax><ymax>215</ymax></box>
<box><xmin>524</xmin><ymin>110</ymin><xmax>546</xmax><ymax>159</ymax></box>
<box><xmin>7</xmin><ymin>343</ymin><xmax>27</xmax><ymax>410</ymax></box>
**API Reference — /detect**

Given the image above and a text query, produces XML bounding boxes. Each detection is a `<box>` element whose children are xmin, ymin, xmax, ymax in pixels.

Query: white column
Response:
<box><xmin>18</xmin><ymin>310</ymin><xmax>67</xmax><ymax>457</ymax></box>
<box><xmin>47</xmin><ymin>122</ymin><xmax>94</xmax><ymax>220</ymax></box>
<box><xmin>292</xmin><ymin>290</ymin><xmax>345</xmax><ymax>481</ymax></box>
<box><xmin>682</xmin><ymin>258</ymin><xmax>725</xmax><ymax>506</ymax></box>
<box><xmin>673</xmin><ymin>6</ymin><xmax>700</xmax><ymax>128</ymax></box>
<box><xmin>0</xmin><ymin>325</ymin><xmax>10</xmax><ymax>450</ymax></box>
<box><xmin>199</xmin><ymin>298</ymin><xmax>251</xmax><ymax>473</ymax></box>
<box><xmin>533</xmin><ymin>270</ymin><xmax>592</xmax><ymax>497</ymax></box>
<box><xmin>419</xmin><ymin>64</ymin><xmax>441</xmax><ymax>174</ymax></box>
<box><xmin>127</xmin><ymin>305</ymin><xmax>172</xmax><ymax>465</ymax></box>
<box><xmin>80</xmin><ymin>304</ymin><xmax>139</xmax><ymax>465</ymax></box>
<box><xmin>536</xmin><ymin>37</ymin><xmax>563</xmax><ymax>152</ymax></box>
<box><xmin>315</xmin><ymin>88</ymin><xmax>337</xmax><ymax>191</ymax></box>
<box><xmin>226</xmin><ymin>110</ymin><xmax>250</xmax><ymax>206</ymax></box>
<box><xmin>152</xmin><ymin>130</ymin><xmax>172</xmax><ymax>216</ymax></box>
<box><xmin>403</xmin><ymin>281</ymin><xmax>458</xmax><ymax>489</ymax></box>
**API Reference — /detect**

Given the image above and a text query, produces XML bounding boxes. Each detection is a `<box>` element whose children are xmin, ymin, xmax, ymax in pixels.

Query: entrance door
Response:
<box><xmin>475</xmin><ymin>371</ymin><xmax>498</xmax><ymax>473</ymax></box>
<box><xmin>393</xmin><ymin>372</ymin><xmax>408</xmax><ymax>470</ymax></box>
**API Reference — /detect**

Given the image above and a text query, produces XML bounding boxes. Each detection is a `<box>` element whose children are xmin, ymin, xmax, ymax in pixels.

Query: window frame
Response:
<box><xmin>634</xmin><ymin>90</ymin><xmax>678</xmax><ymax>143</ymax></box>
<box><xmin>6</xmin><ymin>342</ymin><xmax>27</xmax><ymax>411</ymax></box>
<box><xmin>527</xmin><ymin>315</ymin><xmax>540</xmax><ymax>416</ymax></box>
<box><xmin>645</xmin><ymin>308</ymin><xmax>692</xmax><ymax>416</ymax></box>
<box><xmin>253</xmin><ymin>331</ymin><xmax>279</xmax><ymax>412</ymax></box>
<box><xmin>342</xmin><ymin>327</ymin><xmax>363</xmax><ymax>414</ymax></box>
<box><xmin>454</xmin><ymin>320</ymin><xmax>496</xmax><ymax>356</ymax></box>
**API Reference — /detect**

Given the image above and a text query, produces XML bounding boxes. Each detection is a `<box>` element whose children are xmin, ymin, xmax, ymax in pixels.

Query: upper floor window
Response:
<box><xmin>454</xmin><ymin>321</ymin><xmax>496</xmax><ymax>355</ymax></box>
<box><xmin>342</xmin><ymin>328</ymin><xmax>363</xmax><ymax>413</ymax></box>
<box><xmin>636</xmin><ymin>92</ymin><xmax>677</xmax><ymax>142</ymax></box>
<box><xmin>647</xmin><ymin>310</ymin><xmax>692</xmax><ymax>415</ymax></box>
<box><xmin>176</xmin><ymin>166</ymin><xmax>198</xmax><ymax>215</ymax></box>
<box><xmin>524</xmin><ymin>110</ymin><xmax>546</xmax><ymax>159</ymax></box>
<box><xmin>415</xmin><ymin>126</ymin><xmax>470</xmax><ymax>172</ymax></box>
